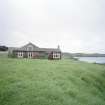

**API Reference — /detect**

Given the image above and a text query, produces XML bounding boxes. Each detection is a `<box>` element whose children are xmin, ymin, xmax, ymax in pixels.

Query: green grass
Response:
<box><xmin>0</xmin><ymin>56</ymin><xmax>105</xmax><ymax>105</ymax></box>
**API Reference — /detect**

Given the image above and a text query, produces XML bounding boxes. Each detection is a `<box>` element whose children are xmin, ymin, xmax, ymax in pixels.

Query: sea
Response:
<box><xmin>76</xmin><ymin>57</ymin><xmax>105</xmax><ymax>64</ymax></box>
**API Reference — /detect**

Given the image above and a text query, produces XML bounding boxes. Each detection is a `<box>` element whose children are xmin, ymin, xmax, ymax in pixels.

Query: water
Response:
<box><xmin>76</xmin><ymin>57</ymin><xmax>105</xmax><ymax>64</ymax></box>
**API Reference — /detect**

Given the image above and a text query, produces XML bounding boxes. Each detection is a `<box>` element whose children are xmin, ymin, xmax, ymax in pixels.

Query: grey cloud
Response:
<box><xmin>0</xmin><ymin>0</ymin><xmax>105</xmax><ymax>53</ymax></box>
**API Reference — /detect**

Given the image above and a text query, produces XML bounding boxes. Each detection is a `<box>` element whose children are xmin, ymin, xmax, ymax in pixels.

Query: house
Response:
<box><xmin>8</xmin><ymin>43</ymin><xmax>61</xmax><ymax>60</ymax></box>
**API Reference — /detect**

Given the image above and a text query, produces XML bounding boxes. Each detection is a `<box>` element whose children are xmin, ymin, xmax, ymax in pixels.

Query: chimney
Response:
<box><xmin>57</xmin><ymin>45</ymin><xmax>60</xmax><ymax>50</ymax></box>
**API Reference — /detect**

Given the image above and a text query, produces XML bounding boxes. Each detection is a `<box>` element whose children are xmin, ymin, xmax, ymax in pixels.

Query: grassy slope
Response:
<box><xmin>0</xmin><ymin>57</ymin><xmax>105</xmax><ymax>105</ymax></box>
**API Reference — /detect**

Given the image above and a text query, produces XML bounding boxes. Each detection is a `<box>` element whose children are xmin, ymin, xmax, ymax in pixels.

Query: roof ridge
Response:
<box><xmin>21</xmin><ymin>42</ymin><xmax>39</xmax><ymax>49</ymax></box>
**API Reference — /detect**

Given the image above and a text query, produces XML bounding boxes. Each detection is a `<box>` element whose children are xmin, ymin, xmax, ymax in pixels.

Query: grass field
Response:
<box><xmin>0</xmin><ymin>55</ymin><xmax>105</xmax><ymax>105</ymax></box>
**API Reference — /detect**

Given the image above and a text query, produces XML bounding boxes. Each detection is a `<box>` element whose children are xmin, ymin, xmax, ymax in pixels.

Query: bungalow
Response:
<box><xmin>8</xmin><ymin>42</ymin><xmax>61</xmax><ymax>60</ymax></box>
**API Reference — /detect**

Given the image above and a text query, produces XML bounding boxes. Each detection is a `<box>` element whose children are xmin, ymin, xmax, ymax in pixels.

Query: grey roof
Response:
<box><xmin>39</xmin><ymin>48</ymin><xmax>61</xmax><ymax>52</ymax></box>
<box><xmin>10</xmin><ymin>43</ymin><xmax>61</xmax><ymax>52</ymax></box>
<box><xmin>18</xmin><ymin>42</ymin><xmax>40</xmax><ymax>51</ymax></box>
<box><xmin>21</xmin><ymin>42</ymin><xmax>39</xmax><ymax>49</ymax></box>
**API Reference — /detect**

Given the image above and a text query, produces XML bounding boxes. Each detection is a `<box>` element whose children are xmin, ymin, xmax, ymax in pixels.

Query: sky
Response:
<box><xmin>0</xmin><ymin>0</ymin><xmax>105</xmax><ymax>53</ymax></box>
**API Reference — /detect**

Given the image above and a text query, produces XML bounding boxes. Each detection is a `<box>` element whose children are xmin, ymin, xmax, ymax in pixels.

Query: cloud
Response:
<box><xmin>0</xmin><ymin>0</ymin><xmax>105</xmax><ymax>53</ymax></box>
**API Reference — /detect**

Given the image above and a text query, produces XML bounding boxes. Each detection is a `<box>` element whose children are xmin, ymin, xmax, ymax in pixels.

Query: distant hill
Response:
<box><xmin>0</xmin><ymin>46</ymin><xmax>8</xmax><ymax>51</ymax></box>
<box><xmin>62</xmin><ymin>52</ymin><xmax>105</xmax><ymax>59</ymax></box>
<box><xmin>62</xmin><ymin>52</ymin><xmax>74</xmax><ymax>59</ymax></box>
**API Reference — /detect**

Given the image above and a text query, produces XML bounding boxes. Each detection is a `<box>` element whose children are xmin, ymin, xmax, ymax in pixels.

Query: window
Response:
<box><xmin>52</xmin><ymin>53</ymin><xmax>60</xmax><ymax>59</ymax></box>
<box><xmin>56</xmin><ymin>54</ymin><xmax>58</xmax><ymax>57</ymax></box>
<box><xmin>28</xmin><ymin>52</ymin><xmax>33</xmax><ymax>58</ymax></box>
<box><xmin>28</xmin><ymin>47</ymin><xmax>32</xmax><ymax>51</ymax></box>
<box><xmin>53</xmin><ymin>53</ymin><xmax>58</xmax><ymax>58</ymax></box>
<box><xmin>27</xmin><ymin>45</ymin><xmax>33</xmax><ymax>51</ymax></box>
<box><xmin>18</xmin><ymin>52</ymin><xmax>23</xmax><ymax>58</ymax></box>
<box><xmin>21</xmin><ymin>52</ymin><xmax>22</xmax><ymax>56</ymax></box>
